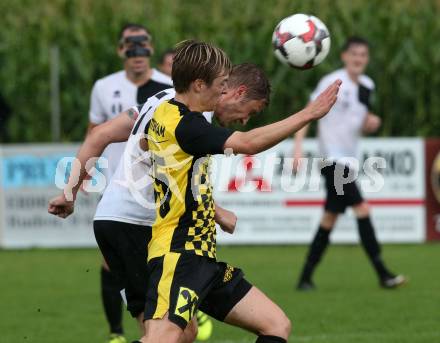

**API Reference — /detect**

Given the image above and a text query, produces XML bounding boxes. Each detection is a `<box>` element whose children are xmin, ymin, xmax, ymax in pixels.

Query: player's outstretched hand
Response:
<box><xmin>306</xmin><ymin>79</ymin><xmax>342</xmax><ymax>120</ymax></box>
<box><xmin>48</xmin><ymin>194</ymin><xmax>74</xmax><ymax>219</ymax></box>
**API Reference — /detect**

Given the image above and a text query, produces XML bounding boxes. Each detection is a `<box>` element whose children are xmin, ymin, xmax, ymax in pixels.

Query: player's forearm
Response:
<box><xmin>67</xmin><ymin>111</ymin><xmax>136</xmax><ymax>199</ymax></box>
<box><xmin>67</xmin><ymin>130</ymin><xmax>110</xmax><ymax>200</ymax></box>
<box><xmin>294</xmin><ymin>123</ymin><xmax>309</xmax><ymax>151</ymax></box>
<box><xmin>225</xmin><ymin>109</ymin><xmax>314</xmax><ymax>155</ymax></box>
<box><xmin>214</xmin><ymin>203</ymin><xmax>237</xmax><ymax>234</ymax></box>
<box><xmin>86</xmin><ymin>122</ymin><xmax>98</xmax><ymax>136</ymax></box>
<box><xmin>214</xmin><ymin>203</ymin><xmax>229</xmax><ymax>223</ymax></box>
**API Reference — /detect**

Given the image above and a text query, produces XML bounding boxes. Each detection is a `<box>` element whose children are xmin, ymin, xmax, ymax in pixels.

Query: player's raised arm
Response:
<box><xmin>224</xmin><ymin>79</ymin><xmax>341</xmax><ymax>155</ymax></box>
<box><xmin>48</xmin><ymin>109</ymin><xmax>136</xmax><ymax>218</ymax></box>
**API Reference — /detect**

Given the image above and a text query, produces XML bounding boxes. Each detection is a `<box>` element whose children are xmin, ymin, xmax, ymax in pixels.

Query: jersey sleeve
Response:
<box><xmin>89</xmin><ymin>81</ymin><xmax>107</xmax><ymax>124</ymax></box>
<box><xmin>175</xmin><ymin>113</ymin><xmax>234</xmax><ymax>155</ymax></box>
<box><xmin>359</xmin><ymin>76</ymin><xmax>376</xmax><ymax>111</ymax></box>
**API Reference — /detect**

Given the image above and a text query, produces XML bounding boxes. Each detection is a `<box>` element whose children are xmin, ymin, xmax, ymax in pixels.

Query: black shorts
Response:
<box><xmin>144</xmin><ymin>252</ymin><xmax>252</xmax><ymax>330</ymax></box>
<box><xmin>321</xmin><ymin>163</ymin><xmax>364</xmax><ymax>213</ymax></box>
<box><xmin>94</xmin><ymin>220</ymin><xmax>152</xmax><ymax>317</ymax></box>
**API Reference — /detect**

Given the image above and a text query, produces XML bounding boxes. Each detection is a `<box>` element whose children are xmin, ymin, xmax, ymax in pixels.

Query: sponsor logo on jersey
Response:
<box><xmin>150</xmin><ymin>118</ymin><xmax>165</xmax><ymax>137</ymax></box>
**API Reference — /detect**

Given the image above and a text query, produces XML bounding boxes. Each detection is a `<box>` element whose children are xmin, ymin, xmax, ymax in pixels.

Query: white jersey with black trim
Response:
<box><xmin>94</xmin><ymin>88</ymin><xmax>214</xmax><ymax>225</ymax></box>
<box><xmin>310</xmin><ymin>68</ymin><xmax>375</xmax><ymax>164</ymax></box>
<box><xmin>89</xmin><ymin>68</ymin><xmax>172</xmax><ymax>184</ymax></box>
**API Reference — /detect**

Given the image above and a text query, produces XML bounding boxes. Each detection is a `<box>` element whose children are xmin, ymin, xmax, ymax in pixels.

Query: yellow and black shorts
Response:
<box><xmin>144</xmin><ymin>252</ymin><xmax>252</xmax><ymax>329</ymax></box>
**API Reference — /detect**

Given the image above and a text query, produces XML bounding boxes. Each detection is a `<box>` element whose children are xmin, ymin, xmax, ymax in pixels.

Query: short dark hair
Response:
<box><xmin>172</xmin><ymin>40</ymin><xmax>231</xmax><ymax>93</ymax></box>
<box><xmin>228</xmin><ymin>63</ymin><xmax>271</xmax><ymax>105</ymax></box>
<box><xmin>159</xmin><ymin>48</ymin><xmax>175</xmax><ymax>64</ymax></box>
<box><xmin>118</xmin><ymin>23</ymin><xmax>150</xmax><ymax>41</ymax></box>
<box><xmin>342</xmin><ymin>36</ymin><xmax>369</xmax><ymax>52</ymax></box>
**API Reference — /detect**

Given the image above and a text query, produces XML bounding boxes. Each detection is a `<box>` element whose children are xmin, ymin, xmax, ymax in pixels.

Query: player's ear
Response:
<box><xmin>148</xmin><ymin>43</ymin><xmax>155</xmax><ymax>56</ymax></box>
<box><xmin>117</xmin><ymin>43</ymin><xmax>126</xmax><ymax>59</ymax></box>
<box><xmin>340</xmin><ymin>51</ymin><xmax>347</xmax><ymax>63</ymax></box>
<box><xmin>191</xmin><ymin>79</ymin><xmax>204</xmax><ymax>93</ymax></box>
<box><xmin>235</xmin><ymin>85</ymin><xmax>247</xmax><ymax>99</ymax></box>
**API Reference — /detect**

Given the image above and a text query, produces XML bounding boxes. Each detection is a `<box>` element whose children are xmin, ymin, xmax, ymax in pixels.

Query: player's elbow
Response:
<box><xmin>224</xmin><ymin>132</ymin><xmax>258</xmax><ymax>155</ymax></box>
<box><xmin>241</xmin><ymin>142</ymin><xmax>259</xmax><ymax>155</ymax></box>
<box><xmin>88</xmin><ymin>125</ymin><xmax>112</xmax><ymax>150</ymax></box>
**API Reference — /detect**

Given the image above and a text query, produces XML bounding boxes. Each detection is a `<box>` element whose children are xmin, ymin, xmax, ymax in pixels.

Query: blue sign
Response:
<box><xmin>1</xmin><ymin>153</ymin><xmax>107</xmax><ymax>189</ymax></box>
<box><xmin>1</xmin><ymin>154</ymin><xmax>75</xmax><ymax>188</ymax></box>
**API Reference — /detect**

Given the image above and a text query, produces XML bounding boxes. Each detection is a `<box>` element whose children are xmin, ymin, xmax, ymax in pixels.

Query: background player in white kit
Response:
<box><xmin>87</xmin><ymin>22</ymin><xmax>171</xmax><ymax>343</ymax></box>
<box><xmin>293</xmin><ymin>36</ymin><xmax>406</xmax><ymax>290</ymax></box>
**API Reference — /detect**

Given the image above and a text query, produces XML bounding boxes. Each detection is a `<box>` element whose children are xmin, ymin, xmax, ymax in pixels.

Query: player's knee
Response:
<box><xmin>143</xmin><ymin>320</ymin><xmax>182</xmax><ymax>343</ymax></box>
<box><xmin>280</xmin><ymin>314</ymin><xmax>292</xmax><ymax>338</ymax></box>
<box><xmin>260</xmin><ymin>312</ymin><xmax>291</xmax><ymax>339</ymax></box>
<box><xmin>353</xmin><ymin>201</ymin><xmax>370</xmax><ymax>217</ymax></box>
<box><xmin>321</xmin><ymin>211</ymin><xmax>338</xmax><ymax>229</ymax></box>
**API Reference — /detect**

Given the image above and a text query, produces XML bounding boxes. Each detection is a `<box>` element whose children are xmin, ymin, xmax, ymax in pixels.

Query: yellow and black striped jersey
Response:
<box><xmin>147</xmin><ymin>99</ymin><xmax>233</xmax><ymax>260</ymax></box>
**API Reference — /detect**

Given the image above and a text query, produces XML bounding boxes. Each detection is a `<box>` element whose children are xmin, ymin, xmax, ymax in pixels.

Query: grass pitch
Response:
<box><xmin>0</xmin><ymin>244</ymin><xmax>439</xmax><ymax>343</ymax></box>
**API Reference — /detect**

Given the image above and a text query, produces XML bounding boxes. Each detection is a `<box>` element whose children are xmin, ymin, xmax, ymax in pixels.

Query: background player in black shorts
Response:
<box><xmin>86</xmin><ymin>22</ymin><xmax>171</xmax><ymax>343</ymax></box>
<box><xmin>293</xmin><ymin>37</ymin><xmax>406</xmax><ymax>290</ymax></box>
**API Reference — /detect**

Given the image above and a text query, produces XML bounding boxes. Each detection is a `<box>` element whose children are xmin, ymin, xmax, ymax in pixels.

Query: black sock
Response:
<box><xmin>101</xmin><ymin>266</ymin><xmax>123</xmax><ymax>335</ymax></box>
<box><xmin>299</xmin><ymin>226</ymin><xmax>331</xmax><ymax>282</ymax></box>
<box><xmin>256</xmin><ymin>335</ymin><xmax>287</xmax><ymax>343</ymax></box>
<box><xmin>357</xmin><ymin>217</ymin><xmax>392</xmax><ymax>279</ymax></box>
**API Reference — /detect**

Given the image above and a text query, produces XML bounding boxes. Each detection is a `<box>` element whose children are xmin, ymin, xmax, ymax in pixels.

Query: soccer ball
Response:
<box><xmin>272</xmin><ymin>13</ymin><xmax>331</xmax><ymax>69</ymax></box>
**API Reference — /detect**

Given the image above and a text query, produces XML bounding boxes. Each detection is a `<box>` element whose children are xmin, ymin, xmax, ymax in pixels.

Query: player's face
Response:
<box><xmin>118</xmin><ymin>29</ymin><xmax>152</xmax><ymax>74</ymax></box>
<box><xmin>342</xmin><ymin>44</ymin><xmax>369</xmax><ymax>77</ymax></box>
<box><xmin>215</xmin><ymin>88</ymin><xmax>266</xmax><ymax>126</ymax></box>
<box><xmin>199</xmin><ymin>72</ymin><xmax>229</xmax><ymax>112</ymax></box>
<box><xmin>160</xmin><ymin>54</ymin><xmax>174</xmax><ymax>77</ymax></box>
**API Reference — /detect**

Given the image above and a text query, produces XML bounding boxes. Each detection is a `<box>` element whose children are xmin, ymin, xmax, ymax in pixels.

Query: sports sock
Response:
<box><xmin>256</xmin><ymin>335</ymin><xmax>287</xmax><ymax>343</ymax></box>
<box><xmin>298</xmin><ymin>226</ymin><xmax>331</xmax><ymax>282</ymax></box>
<box><xmin>357</xmin><ymin>216</ymin><xmax>392</xmax><ymax>279</ymax></box>
<box><xmin>101</xmin><ymin>266</ymin><xmax>123</xmax><ymax>335</ymax></box>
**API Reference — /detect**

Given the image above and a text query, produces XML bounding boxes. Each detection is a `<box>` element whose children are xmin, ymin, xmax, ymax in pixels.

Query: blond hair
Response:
<box><xmin>172</xmin><ymin>40</ymin><xmax>231</xmax><ymax>93</ymax></box>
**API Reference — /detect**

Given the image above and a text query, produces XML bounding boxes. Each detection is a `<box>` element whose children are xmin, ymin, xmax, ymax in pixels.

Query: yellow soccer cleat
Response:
<box><xmin>196</xmin><ymin>311</ymin><xmax>213</xmax><ymax>341</ymax></box>
<box><xmin>108</xmin><ymin>333</ymin><xmax>127</xmax><ymax>343</ymax></box>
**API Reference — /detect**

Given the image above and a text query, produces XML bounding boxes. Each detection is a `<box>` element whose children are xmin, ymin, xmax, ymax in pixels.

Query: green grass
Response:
<box><xmin>0</xmin><ymin>244</ymin><xmax>439</xmax><ymax>342</ymax></box>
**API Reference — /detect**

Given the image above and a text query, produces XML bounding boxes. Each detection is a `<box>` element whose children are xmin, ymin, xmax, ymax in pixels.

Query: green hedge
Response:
<box><xmin>1</xmin><ymin>0</ymin><xmax>439</xmax><ymax>142</ymax></box>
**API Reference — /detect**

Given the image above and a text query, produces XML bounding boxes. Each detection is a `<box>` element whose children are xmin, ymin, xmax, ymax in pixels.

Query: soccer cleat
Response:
<box><xmin>296</xmin><ymin>279</ymin><xmax>316</xmax><ymax>291</ymax></box>
<box><xmin>108</xmin><ymin>333</ymin><xmax>127</xmax><ymax>343</ymax></box>
<box><xmin>196</xmin><ymin>311</ymin><xmax>213</xmax><ymax>341</ymax></box>
<box><xmin>380</xmin><ymin>274</ymin><xmax>407</xmax><ymax>289</ymax></box>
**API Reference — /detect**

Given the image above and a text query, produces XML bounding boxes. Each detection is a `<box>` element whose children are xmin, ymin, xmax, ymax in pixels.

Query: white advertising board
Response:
<box><xmin>213</xmin><ymin>138</ymin><xmax>426</xmax><ymax>244</ymax></box>
<box><xmin>0</xmin><ymin>139</ymin><xmax>426</xmax><ymax>248</ymax></box>
<box><xmin>0</xmin><ymin>144</ymin><xmax>98</xmax><ymax>248</ymax></box>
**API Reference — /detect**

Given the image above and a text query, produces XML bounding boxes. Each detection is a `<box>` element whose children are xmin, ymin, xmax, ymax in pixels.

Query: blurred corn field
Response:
<box><xmin>1</xmin><ymin>0</ymin><xmax>439</xmax><ymax>142</ymax></box>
